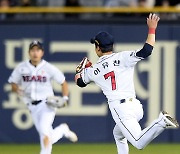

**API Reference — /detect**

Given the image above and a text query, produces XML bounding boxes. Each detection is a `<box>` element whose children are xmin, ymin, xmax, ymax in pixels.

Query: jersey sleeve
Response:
<box><xmin>120</xmin><ymin>50</ymin><xmax>142</xmax><ymax>67</ymax></box>
<box><xmin>8</xmin><ymin>65</ymin><xmax>21</xmax><ymax>84</ymax></box>
<box><xmin>81</xmin><ymin>67</ymin><xmax>93</xmax><ymax>84</ymax></box>
<box><xmin>51</xmin><ymin>65</ymin><xmax>65</xmax><ymax>84</ymax></box>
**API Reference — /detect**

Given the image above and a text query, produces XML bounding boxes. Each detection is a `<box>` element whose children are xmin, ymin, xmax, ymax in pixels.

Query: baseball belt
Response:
<box><xmin>120</xmin><ymin>98</ymin><xmax>133</xmax><ymax>103</ymax></box>
<box><xmin>31</xmin><ymin>100</ymin><xmax>42</xmax><ymax>105</ymax></box>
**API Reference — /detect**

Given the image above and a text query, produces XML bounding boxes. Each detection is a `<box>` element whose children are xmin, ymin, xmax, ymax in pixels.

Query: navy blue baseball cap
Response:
<box><xmin>90</xmin><ymin>31</ymin><xmax>114</xmax><ymax>48</ymax></box>
<box><xmin>29</xmin><ymin>40</ymin><xmax>43</xmax><ymax>50</ymax></box>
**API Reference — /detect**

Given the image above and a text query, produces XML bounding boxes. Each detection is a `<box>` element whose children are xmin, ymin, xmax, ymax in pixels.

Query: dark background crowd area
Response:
<box><xmin>0</xmin><ymin>0</ymin><xmax>180</xmax><ymax>21</ymax></box>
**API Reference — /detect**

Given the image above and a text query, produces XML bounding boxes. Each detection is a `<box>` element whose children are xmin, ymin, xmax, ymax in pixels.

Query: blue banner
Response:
<box><xmin>0</xmin><ymin>23</ymin><xmax>180</xmax><ymax>143</ymax></box>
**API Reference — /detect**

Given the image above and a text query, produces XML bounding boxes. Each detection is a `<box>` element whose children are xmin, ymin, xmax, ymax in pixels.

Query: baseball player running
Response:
<box><xmin>8</xmin><ymin>40</ymin><xmax>78</xmax><ymax>154</ymax></box>
<box><xmin>75</xmin><ymin>13</ymin><xmax>179</xmax><ymax>154</ymax></box>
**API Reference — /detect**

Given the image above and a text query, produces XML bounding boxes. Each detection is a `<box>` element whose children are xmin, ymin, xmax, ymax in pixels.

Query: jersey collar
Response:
<box><xmin>97</xmin><ymin>53</ymin><xmax>115</xmax><ymax>64</ymax></box>
<box><xmin>27</xmin><ymin>59</ymin><xmax>46</xmax><ymax>70</ymax></box>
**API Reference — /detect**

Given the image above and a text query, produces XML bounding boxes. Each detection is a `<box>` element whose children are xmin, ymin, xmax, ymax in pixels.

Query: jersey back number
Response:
<box><xmin>104</xmin><ymin>71</ymin><xmax>116</xmax><ymax>90</ymax></box>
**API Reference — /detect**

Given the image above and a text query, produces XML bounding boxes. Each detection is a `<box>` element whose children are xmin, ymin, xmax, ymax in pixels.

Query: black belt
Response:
<box><xmin>120</xmin><ymin>99</ymin><xmax>126</xmax><ymax>103</ymax></box>
<box><xmin>32</xmin><ymin>100</ymin><xmax>42</xmax><ymax>105</ymax></box>
<box><xmin>120</xmin><ymin>98</ymin><xmax>133</xmax><ymax>103</ymax></box>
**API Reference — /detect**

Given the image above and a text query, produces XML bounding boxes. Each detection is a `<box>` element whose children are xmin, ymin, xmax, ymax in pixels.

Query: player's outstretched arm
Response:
<box><xmin>146</xmin><ymin>13</ymin><xmax>160</xmax><ymax>46</ymax></box>
<box><xmin>136</xmin><ymin>13</ymin><xmax>160</xmax><ymax>59</ymax></box>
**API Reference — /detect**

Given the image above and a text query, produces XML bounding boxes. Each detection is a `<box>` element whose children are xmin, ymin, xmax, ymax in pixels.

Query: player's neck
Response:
<box><xmin>29</xmin><ymin>60</ymin><xmax>42</xmax><ymax>67</ymax></box>
<box><xmin>101</xmin><ymin>51</ymin><xmax>113</xmax><ymax>56</ymax></box>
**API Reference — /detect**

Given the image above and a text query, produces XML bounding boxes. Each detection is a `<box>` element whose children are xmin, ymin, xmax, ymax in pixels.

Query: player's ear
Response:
<box><xmin>97</xmin><ymin>46</ymin><xmax>101</xmax><ymax>51</ymax></box>
<box><xmin>42</xmin><ymin>50</ymin><xmax>44</xmax><ymax>56</ymax></box>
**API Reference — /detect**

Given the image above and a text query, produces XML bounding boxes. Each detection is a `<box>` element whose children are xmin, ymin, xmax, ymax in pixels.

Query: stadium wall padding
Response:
<box><xmin>0</xmin><ymin>23</ymin><xmax>180</xmax><ymax>143</ymax></box>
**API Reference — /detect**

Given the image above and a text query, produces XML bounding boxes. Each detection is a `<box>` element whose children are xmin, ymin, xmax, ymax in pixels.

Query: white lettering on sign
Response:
<box><xmin>2</xmin><ymin>39</ymin><xmax>178</xmax><ymax>129</ymax></box>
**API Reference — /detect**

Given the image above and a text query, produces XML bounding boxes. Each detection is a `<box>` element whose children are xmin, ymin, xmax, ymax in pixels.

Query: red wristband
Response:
<box><xmin>148</xmin><ymin>28</ymin><xmax>156</xmax><ymax>34</ymax></box>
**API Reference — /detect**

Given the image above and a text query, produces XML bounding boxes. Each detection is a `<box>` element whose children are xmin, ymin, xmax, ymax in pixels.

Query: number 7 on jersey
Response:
<box><xmin>104</xmin><ymin>71</ymin><xmax>116</xmax><ymax>90</ymax></box>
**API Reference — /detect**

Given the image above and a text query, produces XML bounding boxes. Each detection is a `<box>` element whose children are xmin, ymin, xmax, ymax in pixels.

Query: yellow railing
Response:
<box><xmin>0</xmin><ymin>6</ymin><xmax>179</xmax><ymax>13</ymax></box>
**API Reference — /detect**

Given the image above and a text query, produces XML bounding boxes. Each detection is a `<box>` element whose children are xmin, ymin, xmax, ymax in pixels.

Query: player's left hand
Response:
<box><xmin>46</xmin><ymin>96</ymin><xmax>68</xmax><ymax>108</ymax></box>
<box><xmin>76</xmin><ymin>57</ymin><xmax>92</xmax><ymax>74</ymax></box>
<box><xmin>62</xmin><ymin>96</ymin><xmax>69</xmax><ymax>107</ymax></box>
<box><xmin>147</xmin><ymin>13</ymin><xmax>160</xmax><ymax>29</ymax></box>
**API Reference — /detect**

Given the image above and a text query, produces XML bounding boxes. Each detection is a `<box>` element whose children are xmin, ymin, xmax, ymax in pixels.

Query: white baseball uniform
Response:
<box><xmin>8</xmin><ymin>59</ymin><xmax>71</xmax><ymax>154</ymax></box>
<box><xmin>81</xmin><ymin>50</ymin><xmax>167</xmax><ymax>154</ymax></box>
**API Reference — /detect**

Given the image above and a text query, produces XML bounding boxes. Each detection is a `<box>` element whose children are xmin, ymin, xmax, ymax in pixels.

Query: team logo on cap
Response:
<box><xmin>33</xmin><ymin>40</ymin><xmax>38</xmax><ymax>44</ymax></box>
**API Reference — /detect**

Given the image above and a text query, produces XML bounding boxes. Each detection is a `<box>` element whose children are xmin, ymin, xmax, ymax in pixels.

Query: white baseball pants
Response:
<box><xmin>28</xmin><ymin>100</ymin><xmax>65</xmax><ymax>154</ymax></box>
<box><xmin>108</xmin><ymin>98</ymin><xmax>166</xmax><ymax>154</ymax></box>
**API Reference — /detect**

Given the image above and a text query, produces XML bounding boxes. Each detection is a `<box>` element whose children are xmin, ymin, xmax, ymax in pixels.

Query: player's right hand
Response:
<box><xmin>17</xmin><ymin>88</ymin><xmax>24</xmax><ymax>96</ymax></box>
<box><xmin>147</xmin><ymin>13</ymin><xmax>160</xmax><ymax>29</ymax></box>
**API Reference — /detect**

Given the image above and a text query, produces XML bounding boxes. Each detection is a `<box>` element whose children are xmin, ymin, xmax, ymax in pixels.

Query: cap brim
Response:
<box><xmin>90</xmin><ymin>38</ymin><xmax>95</xmax><ymax>44</ymax></box>
<box><xmin>29</xmin><ymin>44</ymin><xmax>43</xmax><ymax>50</ymax></box>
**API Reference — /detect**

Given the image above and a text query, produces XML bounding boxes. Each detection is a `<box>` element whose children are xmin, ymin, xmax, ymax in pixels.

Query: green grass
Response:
<box><xmin>0</xmin><ymin>143</ymin><xmax>180</xmax><ymax>154</ymax></box>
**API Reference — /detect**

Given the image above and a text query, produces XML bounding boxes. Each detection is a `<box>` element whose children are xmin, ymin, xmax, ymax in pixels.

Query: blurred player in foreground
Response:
<box><xmin>8</xmin><ymin>40</ymin><xmax>78</xmax><ymax>154</ymax></box>
<box><xmin>75</xmin><ymin>13</ymin><xmax>179</xmax><ymax>154</ymax></box>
